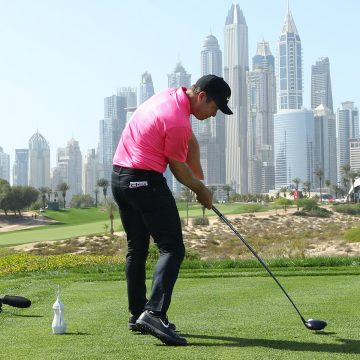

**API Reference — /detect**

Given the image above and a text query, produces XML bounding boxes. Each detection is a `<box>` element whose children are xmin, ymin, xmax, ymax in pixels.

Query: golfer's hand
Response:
<box><xmin>196</xmin><ymin>187</ymin><xmax>213</xmax><ymax>209</ymax></box>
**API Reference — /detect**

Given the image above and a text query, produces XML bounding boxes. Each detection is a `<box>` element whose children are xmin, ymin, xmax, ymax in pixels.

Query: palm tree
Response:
<box><xmin>222</xmin><ymin>184</ymin><xmax>231</xmax><ymax>203</ymax></box>
<box><xmin>97</xmin><ymin>178</ymin><xmax>109</xmax><ymax>203</ymax></box>
<box><xmin>324</xmin><ymin>180</ymin><xmax>331</xmax><ymax>194</ymax></box>
<box><xmin>280</xmin><ymin>186</ymin><xmax>288</xmax><ymax>198</ymax></box>
<box><xmin>94</xmin><ymin>188</ymin><xmax>99</xmax><ymax>208</ymax></box>
<box><xmin>105</xmin><ymin>199</ymin><xmax>117</xmax><ymax>235</ymax></box>
<box><xmin>57</xmin><ymin>182</ymin><xmax>70</xmax><ymax>209</ymax></box>
<box><xmin>303</xmin><ymin>181</ymin><xmax>311</xmax><ymax>198</ymax></box>
<box><xmin>38</xmin><ymin>187</ymin><xmax>49</xmax><ymax>208</ymax></box>
<box><xmin>314</xmin><ymin>168</ymin><xmax>324</xmax><ymax>203</ymax></box>
<box><xmin>181</xmin><ymin>186</ymin><xmax>192</xmax><ymax>226</ymax></box>
<box><xmin>341</xmin><ymin>164</ymin><xmax>351</xmax><ymax>199</ymax></box>
<box><xmin>348</xmin><ymin>170</ymin><xmax>359</xmax><ymax>203</ymax></box>
<box><xmin>331</xmin><ymin>184</ymin><xmax>341</xmax><ymax>199</ymax></box>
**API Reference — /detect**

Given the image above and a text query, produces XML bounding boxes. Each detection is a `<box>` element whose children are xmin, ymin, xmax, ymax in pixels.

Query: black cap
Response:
<box><xmin>195</xmin><ymin>75</ymin><xmax>233</xmax><ymax>115</ymax></box>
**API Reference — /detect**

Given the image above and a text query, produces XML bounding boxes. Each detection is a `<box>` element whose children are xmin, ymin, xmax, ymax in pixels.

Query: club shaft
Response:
<box><xmin>212</xmin><ymin>206</ymin><xmax>306</xmax><ymax>324</ymax></box>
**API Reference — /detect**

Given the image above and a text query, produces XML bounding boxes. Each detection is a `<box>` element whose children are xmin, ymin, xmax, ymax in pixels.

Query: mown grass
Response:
<box><xmin>0</xmin><ymin>272</ymin><xmax>359</xmax><ymax>359</ymax></box>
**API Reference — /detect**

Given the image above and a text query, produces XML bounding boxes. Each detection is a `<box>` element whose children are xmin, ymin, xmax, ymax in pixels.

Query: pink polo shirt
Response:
<box><xmin>113</xmin><ymin>87</ymin><xmax>192</xmax><ymax>173</ymax></box>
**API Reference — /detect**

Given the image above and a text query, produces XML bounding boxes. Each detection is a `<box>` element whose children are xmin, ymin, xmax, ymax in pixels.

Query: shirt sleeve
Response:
<box><xmin>164</xmin><ymin>126</ymin><xmax>192</xmax><ymax>162</ymax></box>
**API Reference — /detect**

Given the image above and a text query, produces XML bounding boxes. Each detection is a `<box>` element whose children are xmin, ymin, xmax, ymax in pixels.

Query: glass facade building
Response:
<box><xmin>199</xmin><ymin>34</ymin><xmax>226</xmax><ymax>188</ymax></box>
<box><xmin>336</xmin><ymin>101</ymin><xmax>359</xmax><ymax>180</ymax></box>
<box><xmin>277</xmin><ymin>8</ymin><xmax>302</xmax><ymax>110</ymax></box>
<box><xmin>13</xmin><ymin>149</ymin><xmax>29</xmax><ymax>186</ymax></box>
<box><xmin>138</xmin><ymin>72</ymin><xmax>154</xmax><ymax>105</ymax></box>
<box><xmin>311</xmin><ymin>57</ymin><xmax>333</xmax><ymax>112</ymax></box>
<box><xmin>224</xmin><ymin>4</ymin><xmax>249</xmax><ymax>194</ymax></box>
<box><xmin>247</xmin><ymin>40</ymin><xmax>276</xmax><ymax>193</ymax></box>
<box><xmin>274</xmin><ymin>110</ymin><xmax>315</xmax><ymax>189</ymax></box>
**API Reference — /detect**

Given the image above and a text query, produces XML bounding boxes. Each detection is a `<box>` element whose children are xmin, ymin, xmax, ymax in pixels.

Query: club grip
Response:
<box><xmin>2</xmin><ymin>295</ymin><xmax>31</xmax><ymax>308</ymax></box>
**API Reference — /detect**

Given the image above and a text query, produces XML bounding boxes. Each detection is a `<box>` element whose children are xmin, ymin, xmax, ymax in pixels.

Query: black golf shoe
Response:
<box><xmin>135</xmin><ymin>310</ymin><xmax>187</xmax><ymax>346</ymax></box>
<box><xmin>128</xmin><ymin>313</ymin><xmax>176</xmax><ymax>332</ymax></box>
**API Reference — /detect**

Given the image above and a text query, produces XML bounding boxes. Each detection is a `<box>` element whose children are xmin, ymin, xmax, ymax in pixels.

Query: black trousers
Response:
<box><xmin>111</xmin><ymin>166</ymin><xmax>185</xmax><ymax>316</ymax></box>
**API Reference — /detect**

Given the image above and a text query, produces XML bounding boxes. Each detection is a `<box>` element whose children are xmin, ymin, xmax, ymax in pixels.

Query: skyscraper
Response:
<box><xmin>349</xmin><ymin>138</ymin><xmax>360</xmax><ymax>172</ymax></box>
<box><xmin>139</xmin><ymin>71</ymin><xmax>155</xmax><ymax>105</ymax></box>
<box><xmin>274</xmin><ymin>109</ymin><xmax>315</xmax><ymax>189</ymax></box>
<box><xmin>277</xmin><ymin>5</ymin><xmax>303</xmax><ymax>110</ymax></box>
<box><xmin>28</xmin><ymin>132</ymin><xmax>50</xmax><ymax>188</ymax></box>
<box><xmin>0</xmin><ymin>147</ymin><xmax>10</xmax><ymax>183</ymax></box>
<box><xmin>55</xmin><ymin>138</ymin><xmax>83</xmax><ymax>199</ymax></box>
<box><xmin>166</xmin><ymin>62</ymin><xmax>191</xmax><ymax>196</ymax></box>
<box><xmin>83</xmin><ymin>149</ymin><xmax>100</xmax><ymax>196</ymax></box>
<box><xmin>167</xmin><ymin>62</ymin><xmax>191</xmax><ymax>89</ymax></box>
<box><xmin>13</xmin><ymin>149</ymin><xmax>29</xmax><ymax>186</ymax></box>
<box><xmin>313</xmin><ymin>105</ymin><xmax>337</xmax><ymax>187</ymax></box>
<box><xmin>247</xmin><ymin>40</ymin><xmax>276</xmax><ymax>193</ymax></box>
<box><xmin>99</xmin><ymin>93</ymin><xmax>127</xmax><ymax>181</ymax></box>
<box><xmin>337</xmin><ymin>101</ymin><xmax>359</xmax><ymax>180</ymax></box>
<box><xmin>311</xmin><ymin>57</ymin><xmax>333</xmax><ymax>112</ymax></box>
<box><xmin>224</xmin><ymin>4</ymin><xmax>249</xmax><ymax>194</ymax></box>
<box><xmin>199</xmin><ymin>34</ymin><xmax>226</xmax><ymax>188</ymax></box>
<box><xmin>274</xmin><ymin>5</ymin><xmax>313</xmax><ymax>190</ymax></box>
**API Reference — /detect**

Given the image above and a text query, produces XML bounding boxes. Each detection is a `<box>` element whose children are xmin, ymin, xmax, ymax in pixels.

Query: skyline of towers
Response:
<box><xmin>224</xmin><ymin>3</ymin><xmax>249</xmax><ymax>194</ymax></box>
<box><xmin>247</xmin><ymin>40</ymin><xmax>276</xmax><ymax>193</ymax></box>
<box><xmin>1</xmin><ymin>3</ymin><xmax>359</xmax><ymax>201</ymax></box>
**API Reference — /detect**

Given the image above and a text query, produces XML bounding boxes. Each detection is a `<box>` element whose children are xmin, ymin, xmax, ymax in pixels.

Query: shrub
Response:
<box><xmin>333</xmin><ymin>204</ymin><xmax>360</xmax><ymax>215</ymax></box>
<box><xmin>296</xmin><ymin>198</ymin><xmax>318</xmax><ymax>211</ymax></box>
<box><xmin>294</xmin><ymin>206</ymin><xmax>332</xmax><ymax>218</ymax></box>
<box><xmin>192</xmin><ymin>217</ymin><xmax>210</xmax><ymax>226</ymax></box>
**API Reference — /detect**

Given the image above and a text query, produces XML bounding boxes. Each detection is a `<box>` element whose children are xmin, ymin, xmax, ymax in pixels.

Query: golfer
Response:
<box><xmin>111</xmin><ymin>74</ymin><xmax>233</xmax><ymax>346</ymax></box>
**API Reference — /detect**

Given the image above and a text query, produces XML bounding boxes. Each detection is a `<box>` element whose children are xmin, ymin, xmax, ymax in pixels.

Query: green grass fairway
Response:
<box><xmin>0</xmin><ymin>274</ymin><xmax>359</xmax><ymax>359</ymax></box>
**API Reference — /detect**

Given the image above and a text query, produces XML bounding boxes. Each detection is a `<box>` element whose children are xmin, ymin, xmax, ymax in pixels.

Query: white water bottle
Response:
<box><xmin>52</xmin><ymin>287</ymin><xmax>66</xmax><ymax>334</ymax></box>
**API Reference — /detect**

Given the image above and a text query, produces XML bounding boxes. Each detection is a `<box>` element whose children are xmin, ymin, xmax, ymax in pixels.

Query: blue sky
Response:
<box><xmin>1</xmin><ymin>1</ymin><xmax>359</xmax><ymax>170</ymax></box>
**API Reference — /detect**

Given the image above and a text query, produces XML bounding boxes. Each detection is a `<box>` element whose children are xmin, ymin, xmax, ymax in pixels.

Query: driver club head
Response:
<box><xmin>304</xmin><ymin>319</ymin><xmax>327</xmax><ymax>330</ymax></box>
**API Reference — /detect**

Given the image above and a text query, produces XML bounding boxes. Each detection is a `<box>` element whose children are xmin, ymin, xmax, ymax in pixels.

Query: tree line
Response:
<box><xmin>0</xmin><ymin>178</ymin><xmax>111</xmax><ymax>215</ymax></box>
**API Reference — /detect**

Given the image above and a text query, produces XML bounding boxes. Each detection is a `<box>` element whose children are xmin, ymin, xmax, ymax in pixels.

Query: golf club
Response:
<box><xmin>0</xmin><ymin>295</ymin><xmax>31</xmax><ymax>313</ymax></box>
<box><xmin>212</xmin><ymin>205</ymin><xmax>327</xmax><ymax>331</ymax></box>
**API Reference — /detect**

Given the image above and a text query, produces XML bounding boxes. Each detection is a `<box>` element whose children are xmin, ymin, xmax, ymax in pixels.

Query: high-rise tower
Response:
<box><xmin>277</xmin><ymin>5</ymin><xmax>303</xmax><ymax>110</ymax></box>
<box><xmin>224</xmin><ymin>4</ymin><xmax>249</xmax><ymax>194</ymax></box>
<box><xmin>199</xmin><ymin>34</ymin><xmax>226</xmax><ymax>188</ymax></box>
<box><xmin>0</xmin><ymin>147</ymin><xmax>10</xmax><ymax>183</ymax></box>
<box><xmin>274</xmin><ymin>4</ymin><xmax>315</xmax><ymax>190</ymax></box>
<box><xmin>28</xmin><ymin>132</ymin><xmax>50</xmax><ymax>188</ymax></box>
<box><xmin>13</xmin><ymin>149</ymin><xmax>29</xmax><ymax>186</ymax></box>
<box><xmin>337</xmin><ymin>101</ymin><xmax>359</xmax><ymax>180</ymax></box>
<box><xmin>139</xmin><ymin>72</ymin><xmax>155</xmax><ymax>105</ymax></box>
<box><xmin>311</xmin><ymin>57</ymin><xmax>333</xmax><ymax>112</ymax></box>
<box><xmin>247</xmin><ymin>40</ymin><xmax>276</xmax><ymax>193</ymax></box>
<box><xmin>167</xmin><ymin>62</ymin><xmax>191</xmax><ymax>196</ymax></box>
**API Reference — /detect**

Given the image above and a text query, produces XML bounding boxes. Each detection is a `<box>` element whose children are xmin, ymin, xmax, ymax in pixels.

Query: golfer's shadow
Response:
<box><xmin>181</xmin><ymin>333</ymin><xmax>360</xmax><ymax>354</ymax></box>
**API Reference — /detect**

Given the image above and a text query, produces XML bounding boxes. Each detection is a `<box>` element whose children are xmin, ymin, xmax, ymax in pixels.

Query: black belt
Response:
<box><xmin>113</xmin><ymin>165</ymin><xmax>161</xmax><ymax>177</ymax></box>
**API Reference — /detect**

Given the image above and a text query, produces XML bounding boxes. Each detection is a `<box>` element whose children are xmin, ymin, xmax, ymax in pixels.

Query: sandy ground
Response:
<box><xmin>4</xmin><ymin>208</ymin><xmax>360</xmax><ymax>257</ymax></box>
